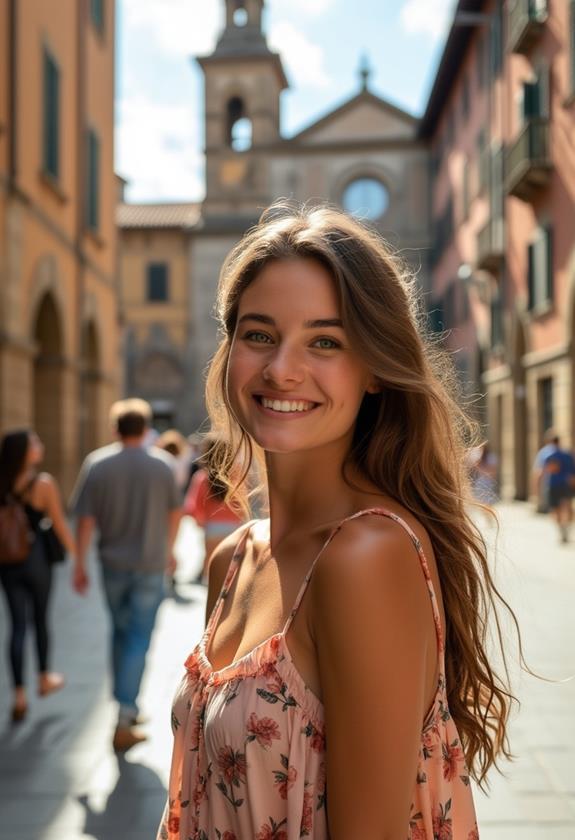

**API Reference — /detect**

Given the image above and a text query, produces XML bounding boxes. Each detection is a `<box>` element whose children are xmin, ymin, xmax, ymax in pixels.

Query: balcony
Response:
<box><xmin>505</xmin><ymin>118</ymin><xmax>552</xmax><ymax>202</ymax></box>
<box><xmin>508</xmin><ymin>0</ymin><xmax>548</xmax><ymax>55</ymax></box>
<box><xmin>477</xmin><ymin>216</ymin><xmax>505</xmax><ymax>272</ymax></box>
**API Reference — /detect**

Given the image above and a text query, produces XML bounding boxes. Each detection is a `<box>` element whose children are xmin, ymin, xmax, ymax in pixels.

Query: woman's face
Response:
<box><xmin>26</xmin><ymin>432</ymin><xmax>45</xmax><ymax>467</ymax></box>
<box><xmin>226</xmin><ymin>258</ymin><xmax>377</xmax><ymax>456</ymax></box>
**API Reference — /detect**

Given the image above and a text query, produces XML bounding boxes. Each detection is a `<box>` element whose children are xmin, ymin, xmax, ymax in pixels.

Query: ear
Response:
<box><xmin>365</xmin><ymin>377</ymin><xmax>381</xmax><ymax>395</ymax></box>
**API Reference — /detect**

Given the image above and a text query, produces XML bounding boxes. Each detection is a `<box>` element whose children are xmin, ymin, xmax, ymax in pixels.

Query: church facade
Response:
<box><xmin>118</xmin><ymin>0</ymin><xmax>431</xmax><ymax>431</ymax></box>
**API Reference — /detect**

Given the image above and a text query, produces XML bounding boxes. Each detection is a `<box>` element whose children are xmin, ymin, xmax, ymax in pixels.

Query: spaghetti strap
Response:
<box><xmin>204</xmin><ymin>520</ymin><xmax>254</xmax><ymax>639</ymax></box>
<box><xmin>282</xmin><ymin>508</ymin><xmax>445</xmax><ymax>663</ymax></box>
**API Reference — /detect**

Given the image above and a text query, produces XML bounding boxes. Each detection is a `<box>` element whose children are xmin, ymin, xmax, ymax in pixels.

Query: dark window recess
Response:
<box><xmin>147</xmin><ymin>263</ymin><xmax>169</xmax><ymax>302</ymax></box>
<box><xmin>539</xmin><ymin>376</ymin><xmax>553</xmax><ymax>433</ymax></box>
<box><xmin>91</xmin><ymin>0</ymin><xmax>104</xmax><ymax>30</ymax></box>
<box><xmin>42</xmin><ymin>49</ymin><xmax>60</xmax><ymax>179</ymax></box>
<box><xmin>462</xmin><ymin>76</ymin><xmax>470</xmax><ymax>121</ymax></box>
<box><xmin>490</xmin><ymin>6</ymin><xmax>503</xmax><ymax>78</ymax></box>
<box><xmin>527</xmin><ymin>225</ymin><xmax>553</xmax><ymax>310</ymax></box>
<box><xmin>522</xmin><ymin>64</ymin><xmax>550</xmax><ymax>122</ymax></box>
<box><xmin>86</xmin><ymin>130</ymin><xmax>100</xmax><ymax>230</ymax></box>
<box><xmin>431</xmin><ymin>197</ymin><xmax>454</xmax><ymax>265</ymax></box>
<box><xmin>490</xmin><ymin>286</ymin><xmax>504</xmax><ymax>349</ymax></box>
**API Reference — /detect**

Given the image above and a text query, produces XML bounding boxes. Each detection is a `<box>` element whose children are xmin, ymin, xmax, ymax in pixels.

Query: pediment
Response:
<box><xmin>291</xmin><ymin>91</ymin><xmax>417</xmax><ymax>146</ymax></box>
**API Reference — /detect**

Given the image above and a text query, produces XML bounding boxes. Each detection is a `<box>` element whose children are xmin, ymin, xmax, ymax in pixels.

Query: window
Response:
<box><xmin>42</xmin><ymin>48</ymin><xmax>60</xmax><ymax>180</ymax></box>
<box><xmin>342</xmin><ymin>177</ymin><xmax>389</xmax><ymax>220</ymax></box>
<box><xmin>91</xmin><ymin>0</ymin><xmax>104</xmax><ymax>31</ymax></box>
<box><xmin>521</xmin><ymin>64</ymin><xmax>550</xmax><ymax>124</ymax></box>
<box><xmin>226</xmin><ymin>97</ymin><xmax>252</xmax><ymax>151</ymax></box>
<box><xmin>147</xmin><ymin>263</ymin><xmax>169</xmax><ymax>302</ymax></box>
<box><xmin>538</xmin><ymin>377</ymin><xmax>553</xmax><ymax>434</ymax></box>
<box><xmin>461</xmin><ymin>75</ymin><xmax>470</xmax><ymax>122</ymax></box>
<box><xmin>527</xmin><ymin>225</ymin><xmax>553</xmax><ymax>310</ymax></box>
<box><xmin>431</xmin><ymin>197</ymin><xmax>454</xmax><ymax>265</ymax></box>
<box><xmin>86</xmin><ymin>129</ymin><xmax>100</xmax><ymax>230</ymax></box>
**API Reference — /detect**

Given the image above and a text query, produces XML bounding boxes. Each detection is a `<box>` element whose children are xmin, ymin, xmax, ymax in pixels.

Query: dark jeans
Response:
<box><xmin>0</xmin><ymin>539</ymin><xmax>52</xmax><ymax>687</ymax></box>
<box><xmin>101</xmin><ymin>568</ymin><xmax>165</xmax><ymax>725</ymax></box>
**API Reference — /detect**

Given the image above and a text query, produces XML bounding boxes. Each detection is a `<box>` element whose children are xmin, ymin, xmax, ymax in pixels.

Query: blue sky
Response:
<box><xmin>115</xmin><ymin>0</ymin><xmax>457</xmax><ymax>202</ymax></box>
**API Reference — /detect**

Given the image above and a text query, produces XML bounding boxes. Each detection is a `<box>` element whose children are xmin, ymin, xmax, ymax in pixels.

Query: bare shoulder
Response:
<box><xmin>311</xmin><ymin>510</ymin><xmax>435</xmax><ymax>621</ymax></box>
<box><xmin>34</xmin><ymin>472</ymin><xmax>57</xmax><ymax>499</ymax></box>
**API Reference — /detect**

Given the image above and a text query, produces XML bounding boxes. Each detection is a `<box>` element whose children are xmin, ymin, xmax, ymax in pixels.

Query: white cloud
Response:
<box><xmin>400</xmin><ymin>0</ymin><xmax>456</xmax><ymax>41</ymax></box>
<box><xmin>268</xmin><ymin>21</ymin><xmax>330</xmax><ymax>89</ymax></box>
<box><xmin>115</xmin><ymin>97</ymin><xmax>204</xmax><ymax>202</ymax></box>
<box><xmin>122</xmin><ymin>0</ymin><xmax>221</xmax><ymax>57</ymax></box>
<box><xmin>272</xmin><ymin>0</ymin><xmax>335</xmax><ymax>16</ymax></box>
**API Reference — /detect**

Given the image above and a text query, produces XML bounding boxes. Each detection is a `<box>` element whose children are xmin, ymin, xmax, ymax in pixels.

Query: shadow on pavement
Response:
<box><xmin>78</xmin><ymin>755</ymin><xmax>167</xmax><ymax>840</ymax></box>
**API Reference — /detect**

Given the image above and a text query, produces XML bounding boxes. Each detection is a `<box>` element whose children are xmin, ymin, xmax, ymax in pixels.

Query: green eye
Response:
<box><xmin>245</xmin><ymin>331</ymin><xmax>271</xmax><ymax>343</ymax></box>
<box><xmin>314</xmin><ymin>337</ymin><xmax>339</xmax><ymax>350</ymax></box>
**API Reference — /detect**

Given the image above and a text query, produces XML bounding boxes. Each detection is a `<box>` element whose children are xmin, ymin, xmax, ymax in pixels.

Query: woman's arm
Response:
<box><xmin>38</xmin><ymin>473</ymin><xmax>76</xmax><ymax>556</ymax></box>
<box><xmin>311</xmin><ymin>516</ymin><xmax>437</xmax><ymax>840</ymax></box>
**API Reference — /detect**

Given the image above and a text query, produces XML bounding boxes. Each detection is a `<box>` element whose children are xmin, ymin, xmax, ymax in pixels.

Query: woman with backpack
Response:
<box><xmin>0</xmin><ymin>429</ymin><xmax>76</xmax><ymax>722</ymax></box>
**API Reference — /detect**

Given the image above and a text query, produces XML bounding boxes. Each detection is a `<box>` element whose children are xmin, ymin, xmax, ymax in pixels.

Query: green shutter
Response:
<box><xmin>43</xmin><ymin>50</ymin><xmax>59</xmax><ymax>179</ymax></box>
<box><xmin>545</xmin><ymin>225</ymin><xmax>554</xmax><ymax>302</ymax></box>
<box><xmin>527</xmin><ymin>242</ymin><xmax>535</xmax><ymax>310</ymax></box>
<box><xmin>87</xmin><ymin>130</ymin><xmax>99</xmax><ymax>229</ymax></box>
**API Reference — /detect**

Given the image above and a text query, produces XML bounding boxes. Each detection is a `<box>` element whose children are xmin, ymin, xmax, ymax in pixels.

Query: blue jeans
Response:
<box><xmin>101</xmin><ymin>568</ymin><xmax>165</xmax><ymax>726</ymax></box>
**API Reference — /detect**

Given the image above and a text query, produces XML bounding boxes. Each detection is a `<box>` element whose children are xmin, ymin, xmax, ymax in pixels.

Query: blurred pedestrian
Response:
<box><xmin>183</xmin><ymin>433</ymin><xmax>244</xmax><ymax>584</ymax></box>
<box><xmin>0</xmin><ymin>429</ymin><xmax>75</xmax><ymax>723</ymax></box>
<box><xmin>470</xmin><ymin>442</ymin><xmax>499</xmax><ymax>505</ymax></box>
<box><xmin>70</xmin><ymin>399</ymin><xmax>182</xmax><ymax>751</ymax></box>
<box><xmin>541</xmin><ymin>435</ymin><xmax>575</xmax><ymax>543</ymax></box>
<box><xmin>531</xmin><ymin>427</ymin><xmax>557</xmax><ymax>513</ymax></box>
<box><xmin>156</xmin><ymin>429</ymin><xmax>191</xmax><ymax>496</ymax></box>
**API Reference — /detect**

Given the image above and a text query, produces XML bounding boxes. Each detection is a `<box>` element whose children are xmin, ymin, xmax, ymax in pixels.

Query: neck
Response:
<box><xmin>264</xmin><ymin>436</ymin><xmax>370</xmax><ymax>547</ymax></box>
<box><xmin>121</xmin><ymin>436</ymin><xmax>145</xmax><ymax>448</ymax></box>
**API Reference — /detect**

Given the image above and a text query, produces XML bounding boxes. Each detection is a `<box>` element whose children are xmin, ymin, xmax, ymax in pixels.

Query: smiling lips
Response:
<box><xmin>256</xmin><ymin>395</ymin><xmax>318</xmax><ymax>414</ymax></box>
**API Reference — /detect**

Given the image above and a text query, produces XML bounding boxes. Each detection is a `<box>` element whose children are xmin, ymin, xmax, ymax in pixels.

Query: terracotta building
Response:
<box><xmin>0</xmin><ymin>0</ymin><xmax>120</xmax><ymax>494</ymax></box>
<box><xmin>118</xmin><ymin>0</ymin><xmax>431</xmax><ymax>431</ymax></box>
<box><xmin>420</xmin><ymin>0</ymin><xmax>575</xmax><ymax>500</ymax></box>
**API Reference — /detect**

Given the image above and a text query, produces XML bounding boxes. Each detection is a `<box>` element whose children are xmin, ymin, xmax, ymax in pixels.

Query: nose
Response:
<box><xmin>262</xmin><ymin>343</ymin><xmax>305</xmax><ymax>387</ymax></box>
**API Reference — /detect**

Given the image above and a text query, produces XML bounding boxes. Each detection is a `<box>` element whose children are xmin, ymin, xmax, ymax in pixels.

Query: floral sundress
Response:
<box><xmin>158</xmin><ymin>509</ymin><xmax>479</xmax><ymax>839</ymax></box>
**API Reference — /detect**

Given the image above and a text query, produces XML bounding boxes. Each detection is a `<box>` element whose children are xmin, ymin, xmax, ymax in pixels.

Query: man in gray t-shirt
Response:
<box><xmin>70</xmin><ymin>399</ymin><xmax>181</xmax><ymax>751</ymax></box>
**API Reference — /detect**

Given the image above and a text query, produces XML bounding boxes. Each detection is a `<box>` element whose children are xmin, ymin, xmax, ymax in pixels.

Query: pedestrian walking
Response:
<box><xmin>531</xmin><ymin>427</ymin><xmax>557</xmax><ymax>513</ymax></box>
<box><xmin>158</xmin><ymin>203</ymin><xmax>518</xmax><ymax>838</ymax></box>
<box><xmin>0</xmin><ymin>429</ymin><xmax>75</xmax><ymax>723</ymax></box>
<box><xmin>469</xmin><ymin>442</ymin><xmax>499</xmax><ymax>505</ymax></box>
<box><xmin>156</xmin><ymin>429</ymin><xmax>192</xmax><ymax>496</ymax></box>
<box><xmin>70</xmin><ymin>399</ymin><xmax>182</xmax><ymax>751</ymax></box>
<box><xmin>541</xmin><ymin>435</ymin><xmax>575</xmax><ymax>543</ymax></box>
<box><xmin>183</xmin><ymin>433</ymin><xmax>245</xmax><ymax>584</ymax></box>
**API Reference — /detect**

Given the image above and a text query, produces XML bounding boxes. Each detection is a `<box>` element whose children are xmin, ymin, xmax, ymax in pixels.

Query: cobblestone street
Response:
<box><xmin>0</xmin><ymin>505</ymin><xmax>574</xmax><ymax>839</ymax></box>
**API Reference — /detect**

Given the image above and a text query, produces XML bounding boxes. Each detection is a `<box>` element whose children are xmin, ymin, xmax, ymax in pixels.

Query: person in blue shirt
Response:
<box><xmin>542</xmin><ymin>435</ymin><xmax>575</xmax><ymax>543</ymax></box>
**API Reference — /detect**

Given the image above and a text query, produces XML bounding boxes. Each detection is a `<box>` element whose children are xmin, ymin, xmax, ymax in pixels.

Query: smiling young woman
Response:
<box><xmin>158</xmin><ymin>203</ymin><xmax>519</xmax><ymax>840</ymax></box>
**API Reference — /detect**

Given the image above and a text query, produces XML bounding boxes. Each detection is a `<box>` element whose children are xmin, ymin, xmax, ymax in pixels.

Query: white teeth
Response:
<box><xmin>261</xmin><ymin>397</ymin><xmax>314</xmax><ymax>413</ymax></box>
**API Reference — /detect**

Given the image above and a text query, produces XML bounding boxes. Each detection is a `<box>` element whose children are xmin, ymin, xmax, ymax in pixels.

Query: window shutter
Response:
<box><xmin>535</xmin><ymin>63</ymin><xmax>550</xmax><ymax>118</ymax></box>
<box><xmin>545</xmin><ymin>225</ymin><xmax>554</xmax><ymax>302</ymax></box>
<box><xmin>523</xmin><ymin>81</ymin><xmax>538</xmax><ymax>120</ymax></box>
<box><xmin>87</xmin><ymin>130</ymin><xmax>100</xmax><ymax>229</ymax></box>
<box><xmin>527</xmin><ymin>241</ymin><xmax>535</xmax><ymax>310</ymax></box>
<box><xmin>43</xmin><ymin>50</ymin><xmax>59</xmax><ymax>179</ymax></box>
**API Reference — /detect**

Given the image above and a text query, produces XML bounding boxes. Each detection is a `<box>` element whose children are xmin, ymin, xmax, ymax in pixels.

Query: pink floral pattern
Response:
<box><xmin>158</xmin><ymin>512</ymin><xmax>479</xmax><ymax>839</ymax></box>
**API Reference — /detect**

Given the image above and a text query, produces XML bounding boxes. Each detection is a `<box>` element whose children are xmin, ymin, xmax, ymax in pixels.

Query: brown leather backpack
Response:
<box><xmin>0</xmin><ymin>485</ymin><xmax>35</xmax><ymax>565</ymax></box>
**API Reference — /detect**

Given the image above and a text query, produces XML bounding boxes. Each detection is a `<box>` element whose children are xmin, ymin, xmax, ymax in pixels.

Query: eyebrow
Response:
<box><xmin>238</xmin><ymin>313</ymin><xmax>344</xmax><ymax>329</ymax></box>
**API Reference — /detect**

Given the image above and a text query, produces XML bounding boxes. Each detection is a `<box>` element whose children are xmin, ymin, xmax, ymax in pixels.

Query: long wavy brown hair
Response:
<box><xmin>205</xmin><ymin>202</ymin><xmax>521</xmax><ymax>785</ymax></box>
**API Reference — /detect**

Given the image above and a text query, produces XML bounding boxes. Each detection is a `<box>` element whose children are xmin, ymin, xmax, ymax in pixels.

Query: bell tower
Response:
<box><xmin>196</xmin><ymin>0</ymin><xmax>288</xmax><ymax>221</ymax></box>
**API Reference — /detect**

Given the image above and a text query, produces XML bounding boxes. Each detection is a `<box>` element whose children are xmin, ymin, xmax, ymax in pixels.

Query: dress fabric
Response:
<box><xmin>158</xmin><ymin>509</ymin><xmax>479</xmax><ymax>840</ymax></box>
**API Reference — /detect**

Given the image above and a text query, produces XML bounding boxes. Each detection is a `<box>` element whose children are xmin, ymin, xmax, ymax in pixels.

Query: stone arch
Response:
<box><xmin>32</xmin><ymin>292</ymin><xmax>64</xmax><ymax>479</ymax></box>
<box><xmin>28</xmin><ymin>254</ymin><xmax>69</xmax><ymax>354</ymax></box>
<box><xmin>225</xmin><ymin>95</ymin><xmax>252</xmax><ymax>151</ymax></box>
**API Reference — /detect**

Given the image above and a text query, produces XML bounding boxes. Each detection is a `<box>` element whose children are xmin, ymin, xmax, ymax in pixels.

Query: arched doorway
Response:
<box><xmin>32</xmin><ymin>294</ymin><xmax>64</xmax><ymax>479</ymax></box>
<box><xmin>80</xmin><ymin>321</ymin><xmax>101</xmax><ymax>457</ymax></box>
<box><xmin>512</xmin><ymin>316</ymin><xmax>528</xmax><ymax>500</ymax></box>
